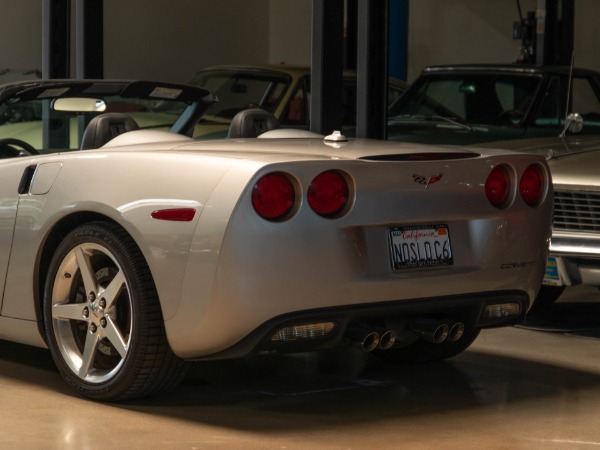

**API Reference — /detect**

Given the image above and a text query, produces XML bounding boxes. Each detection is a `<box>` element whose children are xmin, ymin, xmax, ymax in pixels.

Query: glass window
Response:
<box><xmin>533</xmin><ymin>77</ymin><xmax>561</xmax><ymax>128</ymax></box>
<box><xmin>192</xmin><ymin>71</ymin><xmax>291</xmax><ymax>119</ymax></box>
<box><xmin>281</xmin><ymin>81</ymin><xmax>309</xmax><ymax>126</ymax></box>
<box><xmin>390</xmin><ymin>74</ymin><xmax>542</xmax><ymax>126</ymax></box>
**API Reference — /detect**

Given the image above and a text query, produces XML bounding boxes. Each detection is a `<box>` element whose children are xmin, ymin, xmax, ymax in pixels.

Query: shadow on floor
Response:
<box><xmin>521</xmin><ymin>286</ymin><xmax>600</xmax><ymax>338</ymax></box>
<box><xmin>113</xmin><ymin>346</ymin><xmax>600</xmax><ymax>432</ymax></box>
<box><xmin>2</xmin><ymin>293</ymin><xmax>600</xmax><ymax>434</ymax></box>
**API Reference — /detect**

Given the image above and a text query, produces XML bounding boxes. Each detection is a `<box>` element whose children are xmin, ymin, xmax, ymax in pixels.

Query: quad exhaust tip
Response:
<box><xmin>411</xmin><ymin>319</ymin><xmax>449</xmax><ymax>344</ymax></box>
<box><xmin>346</xmin><ymin>328</ymin><xmax>397</xmax><ymax>352</ymax></box>
<box><xmin>347</xmin><ymin>327</ymin><xmax>380</xmax><ymax>352</ymax></box>
<box><xmin>410</xmin><ymin>319</ymin><xmax>465</xmax><ymax>344</ymax></box>
<box><xmin>378</xmin><ymin>330</ymin><xmax>397</xmax><ymax>350</ymax></box>
<box><xmin>346</xmin><ymin>319</ymin><xmax>464</xmax><ymax>351</ymax></box>
<box><xmin>447</xmin><ymin>321</ymin><xmax>465</xmax><ymax>342</ymax></box>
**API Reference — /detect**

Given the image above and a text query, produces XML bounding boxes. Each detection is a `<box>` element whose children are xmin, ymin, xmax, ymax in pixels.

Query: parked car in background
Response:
<box><xmin>388</xmin><ymin>64</ymin><xmax>600</xmax><ymax>145</ymax></box>
<box><xmin>0</xmin><ymin>79</ymin><xmax>552</xmax><ymax>401</ymax></box>
<box><xmin>476</xmin><ymin>134</ymin><xmax>600</xmax><ymax>308</ymax></box>
<box><xmin>190</xmin><ymin>64</ymin><xmax>408</xmax><ymax>138</ymax></box>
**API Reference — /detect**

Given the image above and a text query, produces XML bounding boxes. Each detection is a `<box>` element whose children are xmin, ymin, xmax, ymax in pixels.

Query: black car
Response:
<box><xmin>387</xmin><ymin>64</ymin><xmax>600</xmax><ymax>144</ymax></box>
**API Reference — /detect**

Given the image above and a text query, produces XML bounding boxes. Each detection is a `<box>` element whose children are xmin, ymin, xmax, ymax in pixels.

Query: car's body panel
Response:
<box><xmin>477</xmin><ymin>135</ymin><xmax>600</xmax><ymax>291</ymax></box>
<box><xmin>0</xmin><ymin>79</ymin><xmax>553</xmax><ymax>399</ymax></box>
<box><xmin>170</xmin><ymin>150</ymin><xmax>551</xmax><ymax>358</ymax></box>
<box><xmin>0</xmin><ymin>131</ymin><xmax>553</xmax><ymax>359</ymax></box>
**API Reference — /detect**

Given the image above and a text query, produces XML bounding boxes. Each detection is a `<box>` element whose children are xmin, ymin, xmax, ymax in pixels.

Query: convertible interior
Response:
<box><xmin>0</xmin><ymin>80</ymin><xmax>286</xmax><ymax>157</ymax></box>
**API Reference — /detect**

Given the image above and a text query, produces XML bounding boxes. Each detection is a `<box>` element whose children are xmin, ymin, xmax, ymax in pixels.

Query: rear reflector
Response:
<box><xmin>151</xmin><ymin>208</ymin><xmax>196</xmax><ymax>221</ymax></box>
<box><xmin>481</xmin><ymin>303</ymin><xmax>521</xmax><ymax>319</ymax></box>
<box><xmin>270</xmin><ymin>322</ymin><xmax>337</xmax><ymax>342</ymax></box>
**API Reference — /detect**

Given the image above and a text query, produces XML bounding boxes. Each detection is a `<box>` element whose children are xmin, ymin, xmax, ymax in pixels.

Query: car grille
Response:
<box><xmin>554</xmin><ymin>190</ymin><xmax>600</xmax><ymax>232</ymax></box>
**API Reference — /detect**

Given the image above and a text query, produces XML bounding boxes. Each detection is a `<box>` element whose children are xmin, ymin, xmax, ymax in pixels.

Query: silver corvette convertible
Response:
<box><xmin>0</xmin><ymin>79</ymin><xmax>551</xmax><ymax>401</ymax></box>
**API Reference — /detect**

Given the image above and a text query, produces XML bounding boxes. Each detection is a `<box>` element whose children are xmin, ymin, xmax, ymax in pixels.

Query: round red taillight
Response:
<box><xmin>485</xmin><ymin>165</ymin><xmax>510</xmax><ymax>208</ymax></box>
<box><xmin>307</xmin><ymin>170</ymin><xmax>349</xmax><ymax>217</ymax></box>
<box><xmin>252</xmin><ymin>173</ymin><xmax>295</xmax><ymax>220</ymax></box>
<box><xmin>520</xmin><ymin>164</ymin><xmax>544</xmax><ymax>206</ymax></box>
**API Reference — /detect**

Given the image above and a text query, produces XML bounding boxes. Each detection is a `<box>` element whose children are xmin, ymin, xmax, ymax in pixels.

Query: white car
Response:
<box><xmin>478</xmin><ymin>134</ymin><xmax>600</xmax><ymax>308</ymax></box>
<box><xmin>0</xmin><ymin>79</ymin><xmax>552</xmax><ymax>401</ymax></box>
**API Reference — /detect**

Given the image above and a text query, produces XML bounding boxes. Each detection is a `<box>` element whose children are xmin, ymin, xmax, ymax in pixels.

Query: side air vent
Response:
<box><xmin>360</xmin><ymin>152</ymin><xmax>480</xmax><ymax>161</ymax></box>
<box><xmin>18</xmin><ymin>165</ymin><xmax>37</xmax><ymax>194</ymax></box>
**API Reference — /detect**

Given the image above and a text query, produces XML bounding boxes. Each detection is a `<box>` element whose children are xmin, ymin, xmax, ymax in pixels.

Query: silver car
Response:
<box><xmin>478</xmin><ymin>134</ymin><xmax>600</xmax><ymax>307</ymax></box>
<box><xmin>0</xmin><ymin>80</ymin><xmax>552</xmax><ymax>401</ymax></box>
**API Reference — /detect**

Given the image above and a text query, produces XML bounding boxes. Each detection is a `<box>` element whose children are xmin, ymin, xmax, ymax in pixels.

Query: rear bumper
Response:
<box><xmin>187</xmin><ymin>290</ymin><xmax>529</xmax><ymax>361</ymax></box>
<box><xmin>548</xmin><ymin>231</ymin><xmax>600</xmax><ymax>286</ymax></box>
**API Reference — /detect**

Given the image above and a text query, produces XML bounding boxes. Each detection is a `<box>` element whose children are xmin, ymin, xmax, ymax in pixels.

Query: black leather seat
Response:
<box><xmin>80</xmin><ymin>113</ymin><xmax>140</xmax><ymax>149</ymax></box>
<box><xmin>227</xmin><ymin>108</ymin><xmax>280</xmax><ymax>138</ymax></box>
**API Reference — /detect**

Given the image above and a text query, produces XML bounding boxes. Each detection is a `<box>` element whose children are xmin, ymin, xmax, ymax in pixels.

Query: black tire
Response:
<box><xmin>43</xmin><ymin>222</ymin><xmax>187</xmax><ymax>401</ymax></box>
<box><xmin>372</xmin><ymin>327</ymin><xmax>480</xmax><ymax>363</ymax></box>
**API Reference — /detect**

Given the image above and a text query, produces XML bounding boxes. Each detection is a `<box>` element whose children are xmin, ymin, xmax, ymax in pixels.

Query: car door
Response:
<box><xmin>0</xmin><ymin>160</ymin><xmax>32</xmax><ymax>312</ymax></box>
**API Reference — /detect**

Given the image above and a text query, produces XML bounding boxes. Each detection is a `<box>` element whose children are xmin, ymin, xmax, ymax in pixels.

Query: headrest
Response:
<box><xmin>80</xmin><ymin>113</ymin><xmax>140</xmax><ymax>149</ymax></box>
<box><xmin>227</xmin><ymin>108</ymin><xmax>280</xmax><ymax>138</ymax></box>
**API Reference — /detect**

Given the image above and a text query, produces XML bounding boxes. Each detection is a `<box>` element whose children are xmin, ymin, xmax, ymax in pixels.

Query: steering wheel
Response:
<box><xmin>0</xmin><ymin>138</ymin><xmax>40</xmax><ymax>157</ymax></box>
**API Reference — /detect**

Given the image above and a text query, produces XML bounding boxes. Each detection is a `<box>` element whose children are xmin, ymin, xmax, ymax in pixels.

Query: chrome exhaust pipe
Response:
<box><xmin>346</xmin><ymin>328</ymin><xmax>380</xmax><ymax>352</ymax></box>
<box><xmin>378</xmin><ymin>330</ymin><xmax>397</xmax><ymax>350</ymax></box>
<box><xmin>410</xmin><ymin>319</ymin><xmax>449</xmax><ymax>344</ymax></box>
<box><xmin>447</xmin><ymin>321</ymin><xmax>465</xmax><ymax>342</ymax></box>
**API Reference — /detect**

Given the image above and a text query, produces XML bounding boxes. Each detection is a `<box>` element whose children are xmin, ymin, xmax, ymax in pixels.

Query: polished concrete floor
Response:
<box><xmin>2</xmin><ymin>288</ymin><xmax>600</xmax><ymax>449</ymax></box>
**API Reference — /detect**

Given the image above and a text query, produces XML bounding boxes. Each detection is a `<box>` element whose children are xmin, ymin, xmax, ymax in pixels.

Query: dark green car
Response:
<box><xmin>388</xmin><ymin>64</ymin><xmax>600</xmax><ymax>144</ymax></box>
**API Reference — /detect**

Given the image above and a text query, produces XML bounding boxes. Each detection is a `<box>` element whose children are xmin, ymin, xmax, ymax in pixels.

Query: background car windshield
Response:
<box><xmin>390</xmin><ymin>75</ymin><xmax>541</xmax><ymax>126</ymax></box>
<box><xmin>192</xmin><ymin>71</ymin><xmax>290</xmax><ymax>119</ymax></box>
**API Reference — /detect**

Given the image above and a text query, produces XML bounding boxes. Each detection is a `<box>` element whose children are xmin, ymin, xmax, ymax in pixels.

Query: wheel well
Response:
<box><xmin>35</xmin><ymin>212</ymin><xmax>120</xmax><ymax>341</ymax></box>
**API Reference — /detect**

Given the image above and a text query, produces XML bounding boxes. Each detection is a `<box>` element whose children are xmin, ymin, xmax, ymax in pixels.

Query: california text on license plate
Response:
<box><xmin>389</xmin><ymin>224</ymin><xmax>453</xmax><ymax>270</ymax></box>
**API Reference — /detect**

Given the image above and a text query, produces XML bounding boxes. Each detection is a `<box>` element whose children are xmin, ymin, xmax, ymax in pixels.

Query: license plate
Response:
<box><xmin>389</xmin><ymin>224</ymin><xmax>453</xmax><ymax>270</ymax></box>
<box><xmin>542</xmin><ymin>256</ymin><xmax>562</xmax><ymax>286</ymax></box>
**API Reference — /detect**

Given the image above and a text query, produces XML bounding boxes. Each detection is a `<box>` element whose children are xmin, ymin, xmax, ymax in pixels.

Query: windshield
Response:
<box><xmin>390</xmin><ymin>74</ymin><xmax>542</xmax><ymax>126</ymax></box>
<box><xmin>0</xmin><ymin>80</ymin><xmax>213</xmax><ymax>156</ymax></box>
<box><xmin>192</xmin><ymin>70</ymin><xmax>291</xmax><ymax>120</ymax></box>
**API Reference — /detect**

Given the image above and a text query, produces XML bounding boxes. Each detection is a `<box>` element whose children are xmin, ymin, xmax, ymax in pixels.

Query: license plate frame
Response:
<box><xmin>389</xmin><ymin>224</ymin><xmax>453</xmax><ymax>270</ymax></box>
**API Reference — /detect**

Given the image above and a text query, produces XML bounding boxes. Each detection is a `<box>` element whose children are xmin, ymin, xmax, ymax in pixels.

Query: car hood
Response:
<box><xmin>547</xmin><ymin>149</ymin><xmax>600</xmax><ymax>187</ymax></box>
<box><xmin>386</xmin><ymin>121</ymin><xmax>528</xmax><ymax>145</ymax></box>
<box><xmin>474</xmin><ymin>135</ymin><xmax>600</xmax><ymax>187</ymax></box>
<box><xmin>475</xmin><ymin>135</ymin><xmax>600</xmax><ymax>159</ymax></box>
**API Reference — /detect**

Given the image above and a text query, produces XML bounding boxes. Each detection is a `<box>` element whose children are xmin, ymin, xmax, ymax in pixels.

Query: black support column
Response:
<box><xmin>536</xmin><ymin>0</ymin><xmax>574</xmax><ymax>65</ymax></box>
<box><xmin>310</xmin><ymin>0</ymin><xmax>345</xmax><ymax>135</ymax></box>
<box><xmin>356</xmin><ymin>0</ymin><xmax>389</xmax><ymax>139</ymax></box>
<box><xmin>42</xmin><ymin>0</ymin><xmax>70</xmax><ymax>79</ymax></box>
<box><xmin>76</xmin><ymin>0</ymin><xmax>104</xmax><ymax>79</ymax></box>
<box><xmin>42</xmin><ymin>0</ymin><xmax>71</xmax><ymax>149</ymax></box>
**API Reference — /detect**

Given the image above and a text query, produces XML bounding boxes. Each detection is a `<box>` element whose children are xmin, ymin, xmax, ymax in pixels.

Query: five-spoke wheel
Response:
<box><xmin>43</xmin><ymin>222</ymin><xmax>186</xmax><ymax>401</ymax></box>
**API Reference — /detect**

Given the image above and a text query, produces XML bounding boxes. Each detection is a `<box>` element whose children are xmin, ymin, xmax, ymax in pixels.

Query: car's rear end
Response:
<box><xmin>168</xmin><ymin>138</ymin><xmax>552</xmax><ymax>361</ymax></box>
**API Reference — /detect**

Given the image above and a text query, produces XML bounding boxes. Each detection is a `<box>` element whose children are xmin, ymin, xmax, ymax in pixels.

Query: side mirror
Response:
<box><xmin>565</xmin><ymin>112</ymin><xmax>584</xmax><ymax>134</ymax></box>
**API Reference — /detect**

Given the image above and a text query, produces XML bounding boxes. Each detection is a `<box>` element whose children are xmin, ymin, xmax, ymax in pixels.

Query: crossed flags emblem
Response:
<box><xmin>412</xmin><ymin>173</ymin><xmax>444</xmax><ymax>189</ymax></box>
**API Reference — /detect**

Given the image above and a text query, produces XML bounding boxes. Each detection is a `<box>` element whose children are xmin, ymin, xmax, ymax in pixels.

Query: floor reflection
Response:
<box><xmin>2</xmin><ymin>287</ymin><xmax>600</xmax><ymax>448</ymax></box>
